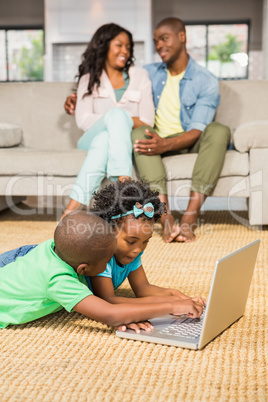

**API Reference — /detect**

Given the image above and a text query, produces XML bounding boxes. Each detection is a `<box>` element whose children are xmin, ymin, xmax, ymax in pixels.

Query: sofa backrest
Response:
<box><xmin>0</xmin><ymin>82</ymin><xmax>82</xmax><ymax>150</ymax></box>
<box><xmin>215</xmin><ymin>80</ymin><xmax>268</xmax><ymax>137</ymax></box>
<box><xmin>0</xmin><ymin>80</ymin><xmax>267</xmax><ymax>151</ymax></box>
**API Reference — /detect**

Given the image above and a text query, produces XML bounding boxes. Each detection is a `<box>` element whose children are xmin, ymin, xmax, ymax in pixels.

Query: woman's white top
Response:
<box><xmin>75</xmin><ymin>66</ymin><xmax>155</xmax><ymax>132</ymax></box>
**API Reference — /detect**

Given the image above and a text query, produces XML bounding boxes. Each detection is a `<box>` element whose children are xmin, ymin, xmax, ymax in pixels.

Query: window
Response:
<box><xmin>0</xmin><ymin>28</ymin><xmax>44</xmax><ymax>82</ymax></box>
<box><xmin>186</xmin><ymin>21</ymin><xmax>250</xmax><ymax>80</ymax></box>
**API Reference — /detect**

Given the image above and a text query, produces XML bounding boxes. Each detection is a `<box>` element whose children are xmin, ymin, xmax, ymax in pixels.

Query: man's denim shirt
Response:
<box><xmin>144</xmin><ymin>56</ymin><xmax>220</xmax><ymax>133</ymax></box>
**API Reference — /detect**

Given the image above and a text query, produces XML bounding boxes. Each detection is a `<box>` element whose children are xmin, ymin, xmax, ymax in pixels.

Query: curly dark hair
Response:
<box><xmin>91</xmin><ymin>180</ymin><xmax>166</xmax><ymax>226</ymax></box>
<box><xmin>77</xmin><ymin>23</ymin><xmax>134</xmax><ymax>95</ymax></box>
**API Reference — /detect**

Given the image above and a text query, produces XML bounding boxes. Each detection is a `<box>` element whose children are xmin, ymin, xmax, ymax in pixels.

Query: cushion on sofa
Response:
<box><xmin>0</xmin><ymin>123</ymin><xmax>22</xmax><ymax>147</ymax></box>
<box><xmin>233</xmin><ymin>120</ymin><xmax>268</xmax><ymax>153</ymax></box>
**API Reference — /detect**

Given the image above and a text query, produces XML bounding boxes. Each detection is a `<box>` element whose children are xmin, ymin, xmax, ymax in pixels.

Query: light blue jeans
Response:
<box><xmin>0</xmin><ymin>245</ymin><xmax>37</xmax><ymax>267</ymax></box>
<box><xmin>70</xmin><ymin>108</ymin><xmax>134</xmax><ymax>205</ymax></box>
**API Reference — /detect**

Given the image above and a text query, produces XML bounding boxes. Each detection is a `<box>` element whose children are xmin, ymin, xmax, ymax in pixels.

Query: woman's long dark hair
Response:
<box><xmin>77</xmin><ymin>23</ymin><xmax>134</xmax><ymax>95</ymax></box>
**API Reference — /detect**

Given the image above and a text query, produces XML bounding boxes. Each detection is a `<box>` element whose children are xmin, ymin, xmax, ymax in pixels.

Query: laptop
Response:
<box><xmin>116</xmin><ymin>240</ymin><xmax>260</xmax><ymax>350</ymax></box>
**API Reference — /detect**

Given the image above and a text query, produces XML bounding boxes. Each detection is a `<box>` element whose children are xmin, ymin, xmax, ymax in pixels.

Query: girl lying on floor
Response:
<box><xmin>88</xmin><ymin>180</ymin><xmax>205</xmax><ymax>309</ymax></box>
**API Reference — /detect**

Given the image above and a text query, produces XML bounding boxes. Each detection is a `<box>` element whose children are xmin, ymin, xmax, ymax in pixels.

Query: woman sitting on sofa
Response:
<box><xmin>62</xmin><ymin>23</ymin><xmax>155</xmax><ymax>217</ymax></box>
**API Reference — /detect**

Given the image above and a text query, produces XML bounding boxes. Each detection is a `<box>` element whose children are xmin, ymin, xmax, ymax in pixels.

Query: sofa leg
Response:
<box><xmin>249</xmin><ymin>149</ymin><xmax>268</xmax><ymax>226</ymax></box>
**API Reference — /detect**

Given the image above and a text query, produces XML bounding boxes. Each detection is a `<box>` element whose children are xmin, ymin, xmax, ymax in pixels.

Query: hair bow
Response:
<box><xmin>111</xmin><ymin>202</ymin><xmax>154</xmax><ymax>220</ymax></box>
<box><xmin>133</xmin><ymin>202</ymin><xmax>154</xmax><ymax>218</ymax></box>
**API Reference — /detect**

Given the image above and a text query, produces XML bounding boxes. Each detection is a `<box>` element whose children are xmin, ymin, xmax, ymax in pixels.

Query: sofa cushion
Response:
<box><xmin>0</xmin><ymin>123</ymin><xmax>22</xmax><ymax>147</ymax></box>
<box><xmin>0</xmin><ymin>147</ymin><xmax>86</xmax><ymax>176</ymax></box>
<box><xmin>0</xmin><ymin>83</ymin><xmax>83</xmax><ymax>151</ymax></box>
<box><xmin>215</xmin><ymin>81</ymin><xmax>268</xmax><ymax>138</ymax></box>
<box><xmin>163</xmin><ymin>150</ymin><xmax>249</xmax><ymax>180</ymax></box>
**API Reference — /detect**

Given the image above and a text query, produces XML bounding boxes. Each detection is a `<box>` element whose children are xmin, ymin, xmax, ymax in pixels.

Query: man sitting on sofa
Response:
<box><xmin>64</xmin><ymin>17</ymin><xmax>231</xmax><ymax>243</ymax></box>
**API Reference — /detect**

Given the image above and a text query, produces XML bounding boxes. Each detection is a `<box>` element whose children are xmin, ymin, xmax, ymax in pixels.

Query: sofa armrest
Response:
<box><xmin>233</xmin><ymin>120</ymin><xmax>268</xmax><ymax>153</ymax></box>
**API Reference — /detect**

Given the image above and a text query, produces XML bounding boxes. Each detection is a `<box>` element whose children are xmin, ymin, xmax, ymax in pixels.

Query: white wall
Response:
<box><xmin>44</xmin><ymin>0</ymin><xmax>153</xmax><ymax>81</ymax></box>
<box><xmin>263</xmin><ymin>0</ymin><xmax>268</xmax><ymax>78</ymax></box>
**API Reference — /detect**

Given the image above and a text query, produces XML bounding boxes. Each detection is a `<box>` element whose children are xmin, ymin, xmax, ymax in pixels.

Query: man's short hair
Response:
<box><xmin>156</xmin><ymin>17</ymin><xmax>186</xmax><ymax>34</ymax></box>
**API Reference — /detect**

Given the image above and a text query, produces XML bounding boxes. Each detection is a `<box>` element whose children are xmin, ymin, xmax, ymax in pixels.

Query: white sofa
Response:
<box><xmin>0</xmin><ymin>80</ymin><xmax>268</xmax><ymax>225</ymax></box>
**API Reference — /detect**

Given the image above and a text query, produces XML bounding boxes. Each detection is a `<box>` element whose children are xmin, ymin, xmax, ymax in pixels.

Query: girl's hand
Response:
<box><xmin>172</xmin><ymin>289</ymin><xmax>191</xmax><ymax>300</ymax></box>
<box><xmin>172</xmin><ymin>298</ymin><xmax>205</xmax><ymax>318</ymax></box>
<box><xmin>191</xmin><ymin>296</ymin><xmax>207</xmax><ymax>306</ymax></box>
<box><xmin>115</xmin><ymin>320</ymin><xmax>154</xmax><ymax>333</ymax></box>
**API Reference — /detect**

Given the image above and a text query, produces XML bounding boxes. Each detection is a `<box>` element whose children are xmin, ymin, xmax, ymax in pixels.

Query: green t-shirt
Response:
<box><xmin>0</xmin><ymin>239</ymin><xmax>92</xmax><ymax>328</ymax></box>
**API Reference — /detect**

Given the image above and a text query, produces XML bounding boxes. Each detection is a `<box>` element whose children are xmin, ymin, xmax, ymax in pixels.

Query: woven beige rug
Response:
<box><xmin>0</xmin><ymin>207</ymin><xmax>267</xmax><ymax>401</ymax></box>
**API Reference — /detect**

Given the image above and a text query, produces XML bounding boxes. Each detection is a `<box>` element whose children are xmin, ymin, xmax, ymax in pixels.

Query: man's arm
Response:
<box><xmin>133</xmin><ymin>67</ymin><xmax>220</xmax><ymax>155</ymax></box>
<box><xmin>184</xmin><ymin>79</ymin><xmax>220</xmax><ymax>133</ymax></box>
<box><xmin>64</xmin><ymin>93</ymin><xmax>77</xmax><ymax>115</ymax></box>
<box><xmin>64</xmin><ymin>97</ymin><xmax>150</xmax><ymax>130</ymax></box>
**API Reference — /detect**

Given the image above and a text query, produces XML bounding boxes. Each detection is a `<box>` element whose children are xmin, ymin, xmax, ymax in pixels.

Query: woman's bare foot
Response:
<box><xmin>161</xmin><ymin>214</ymin><xmax>187</xmax><ymax>243</ymax></box>
<box><xmin>61</xmin><ymin>199</ymin><xmax>83</xmax><ymax>221</ymax></box>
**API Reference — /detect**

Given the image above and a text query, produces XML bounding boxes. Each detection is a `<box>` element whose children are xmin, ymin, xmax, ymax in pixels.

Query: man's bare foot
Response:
<box><xmin>161</xmin><ymin>214</ymin><xmax>187</xmax><ymax>243</ymax></box>
<box><xmin>177</xmin><ymin>215</ymin><xmax>198</xmax><ymax>242</ymax></box>
<box><xmin>175</xmin><ymin>191</ymin><xmax>206</xmax><ymax>242</ymax></box>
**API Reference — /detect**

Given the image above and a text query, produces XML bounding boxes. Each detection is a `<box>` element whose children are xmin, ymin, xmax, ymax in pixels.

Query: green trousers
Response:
<box><xmin>131</xmin><ymin>122</ymin><xmax>231</xmax><ymax>196</ymax></box>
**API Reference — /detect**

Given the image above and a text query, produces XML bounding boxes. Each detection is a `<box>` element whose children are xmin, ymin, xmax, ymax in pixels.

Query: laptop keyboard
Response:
<box><xmin>159</xmin><ymin>311</ymin><xmax>205</xmax><ymax>340</ymax></box>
